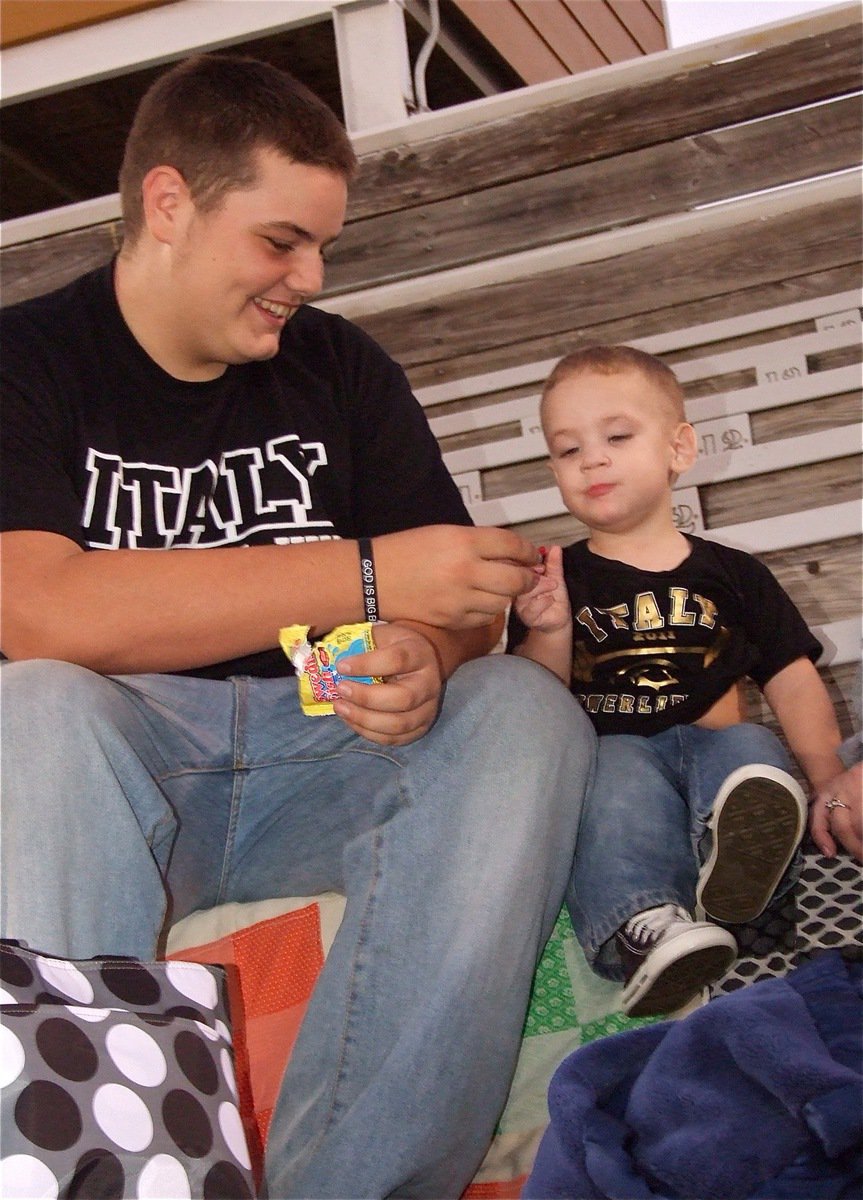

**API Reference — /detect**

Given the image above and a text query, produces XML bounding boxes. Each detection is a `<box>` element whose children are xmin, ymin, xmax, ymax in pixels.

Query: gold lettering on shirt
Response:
<box><xmin>633</xmin><ymin>592</ymin><xmax>664</xmax><ymax>631</ymax></box>
<box><xmin>575</xmin><ymin>588</ymin><xmax>721</xmax><ymax>641</ymax></box>
<box><xmin>668</xmin><ymin>587</ymin><xmax>696</xmax><ymax>625</ymax></box>
<box><xmin>597</xmin><ymin>603</ymin><xmax>630</xmax><ymax>630</ymax></box>
<box><xmin>693</xmin><ymin>593</ymin><xmax>718</xmax><ymax>628</ymax></box>
<box><xmin>575</xmin><ymin>606</ymin><xmax>608</xmax><ymax>641</ymax></box>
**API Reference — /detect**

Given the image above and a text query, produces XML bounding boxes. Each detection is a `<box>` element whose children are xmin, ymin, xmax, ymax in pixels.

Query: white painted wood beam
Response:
<box><xmin>0</xmin><ymin>0</ymin><xmax>359</xmax><ymax>105</ymax></box>
<box><xmin>332</xmin><ymin>0</ymin><xmax>412</xmax><ymax>132</ymax></box>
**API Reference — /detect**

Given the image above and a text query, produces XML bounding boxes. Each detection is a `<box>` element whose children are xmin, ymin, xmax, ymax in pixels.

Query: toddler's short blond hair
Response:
<box><xmin>542</xmin><ymin>345</ymin><xmax>686</xmax><ymax>424</ymax></box>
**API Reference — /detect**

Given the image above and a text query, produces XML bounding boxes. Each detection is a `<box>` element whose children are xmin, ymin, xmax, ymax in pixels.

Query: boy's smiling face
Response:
<box><xmin>542</xmin><ymin>367</ymin><xmax>697</xmax><ymax>535</ymax></box>
<box><xmin>148</xmin><ymin>147</ymin><xmax>347</xmax><ymax>380</ymax></box>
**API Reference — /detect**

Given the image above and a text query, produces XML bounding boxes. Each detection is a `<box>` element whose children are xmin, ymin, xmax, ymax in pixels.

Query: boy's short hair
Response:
<box><xmin>119</xmin><ymin>53</ymin><xmax>358</xmax><ymax>244</ymax></box>
<box><xmin>542</xmin><ymin>344</ymin><xmax>686</xmax><ymax>423</ymax></box>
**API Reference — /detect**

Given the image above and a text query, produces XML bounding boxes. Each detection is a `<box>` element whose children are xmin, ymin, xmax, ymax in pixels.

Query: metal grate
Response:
<box><xmin>713</xmin><ymin>848</ymin><xmax>862</xmax><ymax>995</ymax></box>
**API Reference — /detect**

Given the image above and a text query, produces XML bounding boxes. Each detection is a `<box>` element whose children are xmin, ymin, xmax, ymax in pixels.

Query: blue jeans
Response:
<box><xmin>0</xmin><ymin>654</ymin><xmax>595</xmax><ymax>1199</ymax></box>
<box><xmin>566</xmin><ymin>722</ymin><xmax>797</xmax><ymax>980</ymax></box>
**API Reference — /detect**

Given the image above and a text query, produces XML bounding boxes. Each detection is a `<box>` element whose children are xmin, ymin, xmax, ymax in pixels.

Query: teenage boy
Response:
<box><xmin>0</xmin><ymin>54</ymin><xmax>596</xmax><ymax>1198</ymax></box>
<box><xmin>509</xmin><ymin>344</ymin><xmax>846</xmax><ymax>1017</ymax></box>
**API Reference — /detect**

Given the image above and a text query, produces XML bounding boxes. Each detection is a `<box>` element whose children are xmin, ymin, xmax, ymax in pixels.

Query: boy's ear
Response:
<box><xmin>670</xmin><ymin>422</ymin><xmax>699</xmax><ymax>475</ymax></box>
<box><xmin>141</xmin><ymin>165</ymin><xmax>191</xmax><ymax>245</ymax></box>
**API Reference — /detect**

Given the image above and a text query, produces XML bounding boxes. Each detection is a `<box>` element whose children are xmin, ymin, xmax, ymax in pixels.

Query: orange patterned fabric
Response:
<box><xmin>168</xmin><ymin>898</ymin><xmax>539</xmax><ymax>1197</ymax></box>
<box><xmin>169</xmin><ymin>904</ymin><xmax>326</xmax><ymax>1185</ymax></box>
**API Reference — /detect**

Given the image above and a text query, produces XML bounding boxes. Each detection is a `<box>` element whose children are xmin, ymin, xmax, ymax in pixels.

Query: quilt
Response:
<box><xmin>167</xmin><ymin>897</ymin><xmax>651</xmax><ymax>1197</ymax></box>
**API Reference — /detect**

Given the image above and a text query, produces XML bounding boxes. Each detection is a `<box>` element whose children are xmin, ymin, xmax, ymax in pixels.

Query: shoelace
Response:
<box><xmin>623</xmin><ymin>904</ymin><xmax>686</xmax><ymax>948</ymax></box>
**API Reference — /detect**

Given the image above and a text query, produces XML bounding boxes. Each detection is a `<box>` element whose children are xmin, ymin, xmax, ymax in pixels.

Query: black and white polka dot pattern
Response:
<box><xmin>0</xmin><ymin>943</ymin><xmax>255</xmax><ymax>1200</ymax></box>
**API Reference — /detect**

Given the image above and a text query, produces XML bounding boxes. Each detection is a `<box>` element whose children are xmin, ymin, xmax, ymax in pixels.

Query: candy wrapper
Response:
<box><xmin>279</xmin><ymin>622</ymin><xmax>383</xmax><ymax>716</ymax></box>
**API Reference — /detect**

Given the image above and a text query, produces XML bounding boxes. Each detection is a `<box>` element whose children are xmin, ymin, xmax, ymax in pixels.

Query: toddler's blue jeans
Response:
<box><xmin>566</xmin><ymin>722</ymin><xmax>798</xmax><ymax>980</ymax></box>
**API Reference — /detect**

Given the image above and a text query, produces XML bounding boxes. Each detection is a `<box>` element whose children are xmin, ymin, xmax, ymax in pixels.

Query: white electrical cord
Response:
<box><xmin>412</xmin><ymin>0</ymin><xmax>441</xmax><ymax>112</ymax></box>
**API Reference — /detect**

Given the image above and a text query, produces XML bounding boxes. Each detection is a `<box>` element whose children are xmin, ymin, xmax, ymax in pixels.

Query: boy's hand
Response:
<box><xmin>374</xmin><ymin>525</ymin><xmax>540</xmax><ymax>629</ymax></box>
<box><xmin>514</xmin><ymin>544</ymin><xmax>571</xmax><ymax>632</ymax></box>
<box><xmin>332</xmin><ymin>622</ymin><xmax>443</xmax><ymax>746</ymax></box>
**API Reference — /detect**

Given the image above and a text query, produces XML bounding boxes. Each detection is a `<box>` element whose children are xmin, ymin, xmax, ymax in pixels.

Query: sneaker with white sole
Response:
<box><xmin>617</xmin><ymin>903</ymin><xmax>737</xmax><ymax>1018</ymax></box>
<box><xmin>696</xmin><ymin>764</ymin><xmax>807</xmax><ymax>925</ymax></box>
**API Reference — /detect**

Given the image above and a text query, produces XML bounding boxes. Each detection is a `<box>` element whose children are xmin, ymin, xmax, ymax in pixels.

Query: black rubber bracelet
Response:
<box><xmin>358</xmin><ymin>537</ymin><xmax>379</xmax><ymax>623</ymax></box>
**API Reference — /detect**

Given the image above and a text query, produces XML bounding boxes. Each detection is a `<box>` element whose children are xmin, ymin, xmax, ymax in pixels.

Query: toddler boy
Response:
<box><xmin>508</xmin><ymin>345</ymin><xmax>845</xmax><ymax>1016</ymax></box>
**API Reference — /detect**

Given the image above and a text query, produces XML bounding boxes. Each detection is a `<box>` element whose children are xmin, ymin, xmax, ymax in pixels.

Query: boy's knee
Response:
<box><xmin>715</xmin><ymin>721</ymin><xmax>791</xmax><ymax>769</ymax></box>
<box><xmin>455</xmin><ymin>654</ymin><xmax>586</xmax><ymax>734</ymax></box>
<box><xmin>1</xmin><ymin>660</ymin><xmax>121</xmax><ymax>754</ymax></box>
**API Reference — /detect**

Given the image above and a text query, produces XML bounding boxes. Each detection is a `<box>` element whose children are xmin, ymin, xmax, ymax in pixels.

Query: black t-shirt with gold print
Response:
<box><xmin>507</xmin><ymin>536</ymin><xmax>821</xmax><ymax>736</ymax></box>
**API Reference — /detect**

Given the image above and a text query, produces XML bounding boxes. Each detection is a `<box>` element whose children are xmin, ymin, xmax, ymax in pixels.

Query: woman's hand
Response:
<box><xmin>809</xmin><ymin>762</ymin><xmax>862</xmax><ymax>861</ymax></box>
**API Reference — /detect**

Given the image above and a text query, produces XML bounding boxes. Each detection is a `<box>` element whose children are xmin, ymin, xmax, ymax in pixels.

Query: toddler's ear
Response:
<box><xmin>671</xmin><ymin>422</ymin><xmax>698</xmax><ymax>475</ymax></box>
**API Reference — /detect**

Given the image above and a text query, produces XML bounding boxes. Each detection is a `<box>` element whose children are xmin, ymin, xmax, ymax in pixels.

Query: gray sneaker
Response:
<box><xmin>617</xmin><ymin>904</ymin><xmax>737</xmax><ymax>1018</ymax></box>
<box><xmin>696</xmin><ymin>764</ymin><xmax>807</xmax><ymax>925</ymax></box>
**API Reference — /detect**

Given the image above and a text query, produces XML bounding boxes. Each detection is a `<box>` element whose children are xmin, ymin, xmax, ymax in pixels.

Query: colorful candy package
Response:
<box><xmin>279</xmin><ymin>622</ymin><xmax>383</xmax><ymax>716</ymax></box>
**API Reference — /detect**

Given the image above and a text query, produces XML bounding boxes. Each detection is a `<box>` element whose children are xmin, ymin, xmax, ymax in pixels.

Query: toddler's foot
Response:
<box><xmin>617</xmin><ymin>903</ymin><xmax>736</xmax><ymax>1017</ymax></box>
<box><xmin>696</xmin><ymin>764</ymin><xmax>807</xmax><ymax>924</ymax></box>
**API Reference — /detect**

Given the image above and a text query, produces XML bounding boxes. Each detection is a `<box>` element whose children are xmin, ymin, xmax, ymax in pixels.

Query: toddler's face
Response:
<box><xmin>541</xmin><ymin>368</ymin><xmax>695</xmax><ymax>535</ymax></box>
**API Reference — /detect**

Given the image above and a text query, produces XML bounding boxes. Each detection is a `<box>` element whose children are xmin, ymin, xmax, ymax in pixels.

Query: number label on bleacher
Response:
<box><xmin>671</xmin><ymin>487</ymin><xmax>704</xmax><ymax>534</ymax></box>
<box><xmin>815</xmin><ymin>309</ymin><xmax>862</xmax><ymax>334</ymax></box>
<box><xmin>452</xmin><ymin>470</ymin><xmax>483</xmax><ymax>505</ymax></box>
<box><xmin>693</xmin><ymin>414</ymin><xmax>752</xmax><ymax>458</ymax></box>
<box><xmin>755</xmin><ymin>354</ymin><xmax>808</xmax><ymax>387</ymax></box>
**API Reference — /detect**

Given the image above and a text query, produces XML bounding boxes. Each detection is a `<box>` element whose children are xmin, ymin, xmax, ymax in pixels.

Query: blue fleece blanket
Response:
<box><xmin>523</xmin><ymin>950</ymin><xmax>862</xmax><ymax>1199</ymax></box>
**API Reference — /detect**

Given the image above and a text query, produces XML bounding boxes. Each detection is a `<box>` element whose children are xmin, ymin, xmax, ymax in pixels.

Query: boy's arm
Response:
<box><xmin>763</xmin><ymin>656</ymin><xmax>844</xmax><ymax>790</ymax></box>
<box><xmin>395</xmin><ymin>616</ymin><xmax>503</xmax><ymax>679</ymax></box>
<box><xmin>0</xmin><ymin>527</ymin><xmax>534</xmax><ymax>676</ymax></box>
<box><xmin>511</xmin><ymin>545</ymin><xmax>572</xmax><ymax>685</ymax></box>
<box><xmin>513</xmin><ymin>625</ymin><xmax>573</xmax><ymax>687</ymax></box>
<box><xmin>763</xmin><ymin>656</ymin><xmax>846</xmax><ymax>854</ymax></box>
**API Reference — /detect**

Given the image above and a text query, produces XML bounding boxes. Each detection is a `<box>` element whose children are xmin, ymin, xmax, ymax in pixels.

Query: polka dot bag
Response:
<box><xmin>0</xmin><ymin>940</ymin><xmax>256</xmax><ymax>1200</ymax></box>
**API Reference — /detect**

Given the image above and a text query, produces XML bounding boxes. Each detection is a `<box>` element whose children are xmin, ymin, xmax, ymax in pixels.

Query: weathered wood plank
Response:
<box><xmin>752</xmin><ymin>391</ymin><xmax>862</xmax><ymax>443</ymax></box>
<box><xmin>434</xmin><ymin>379</ymin><xmax>859</xmax><ymax>463</ymax></box>
<box><xmin>762</xmin><ymin>537</ymin><xmax>862</xmax><ymax>625</ymax></box>
<box><xmin>418</xmin><ymin>290</ymin><xmax>861</xmax><ymax>406</ymax></box>
<box><xmin>429</xmin><ymin>363</ymin><xmax>860</xmax><ymax>445</ymax></box>
<box><xmin>353</xmin><ymin>196</ymin><xmax>861</xmax><ymax>369</ymax></box>
<box><xmin>11</xmin><ymin>87</ymin><xmax>857</xmax><ymax>308</ymax></box>
<box><xmin>443</xmin><ymin>411</ymin><xmax>859</xmax><ymax>482</ymax></box>
<box><xmin>347</xmin><ymin>22</ymin><xmax>862</xmax><ymax>218</ymax></box>
<box><xmin>701</xmin><ymin>455</ymin><xmax>862</xmax><ymax>529</ymax></box>
<box><xmin>324</xmin><ymin>95</ymin><xmax>860</xmax><ymax>293</ymax></box>
<box><xmin>1</xmin><ymin>222</ymin><xmax>120</xmax><ymax>306</ymax></box>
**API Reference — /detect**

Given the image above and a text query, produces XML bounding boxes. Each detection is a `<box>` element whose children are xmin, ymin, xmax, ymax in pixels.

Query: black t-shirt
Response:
<box><xmin>0</xmin><ymin>262</ymin><xmax>471</xmax><ymax>679</ymax></box>
<box><xmin>507</xmin><ymin>536</ymin><xmax>822</xmax><ymax>736</ymax></box>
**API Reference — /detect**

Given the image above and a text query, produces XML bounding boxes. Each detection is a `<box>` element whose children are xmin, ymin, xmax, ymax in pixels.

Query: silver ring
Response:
<box><xmin>825</xmin><ymin>797</ymin><xmax>850</xmax><ymax>811</ymax></box>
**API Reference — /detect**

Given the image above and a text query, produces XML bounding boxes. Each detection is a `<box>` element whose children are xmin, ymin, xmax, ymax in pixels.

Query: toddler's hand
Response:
<box><xmin>513</xmin><ymin>544</ymin><xmax>571</xmax><ymax>632</ymax></box>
